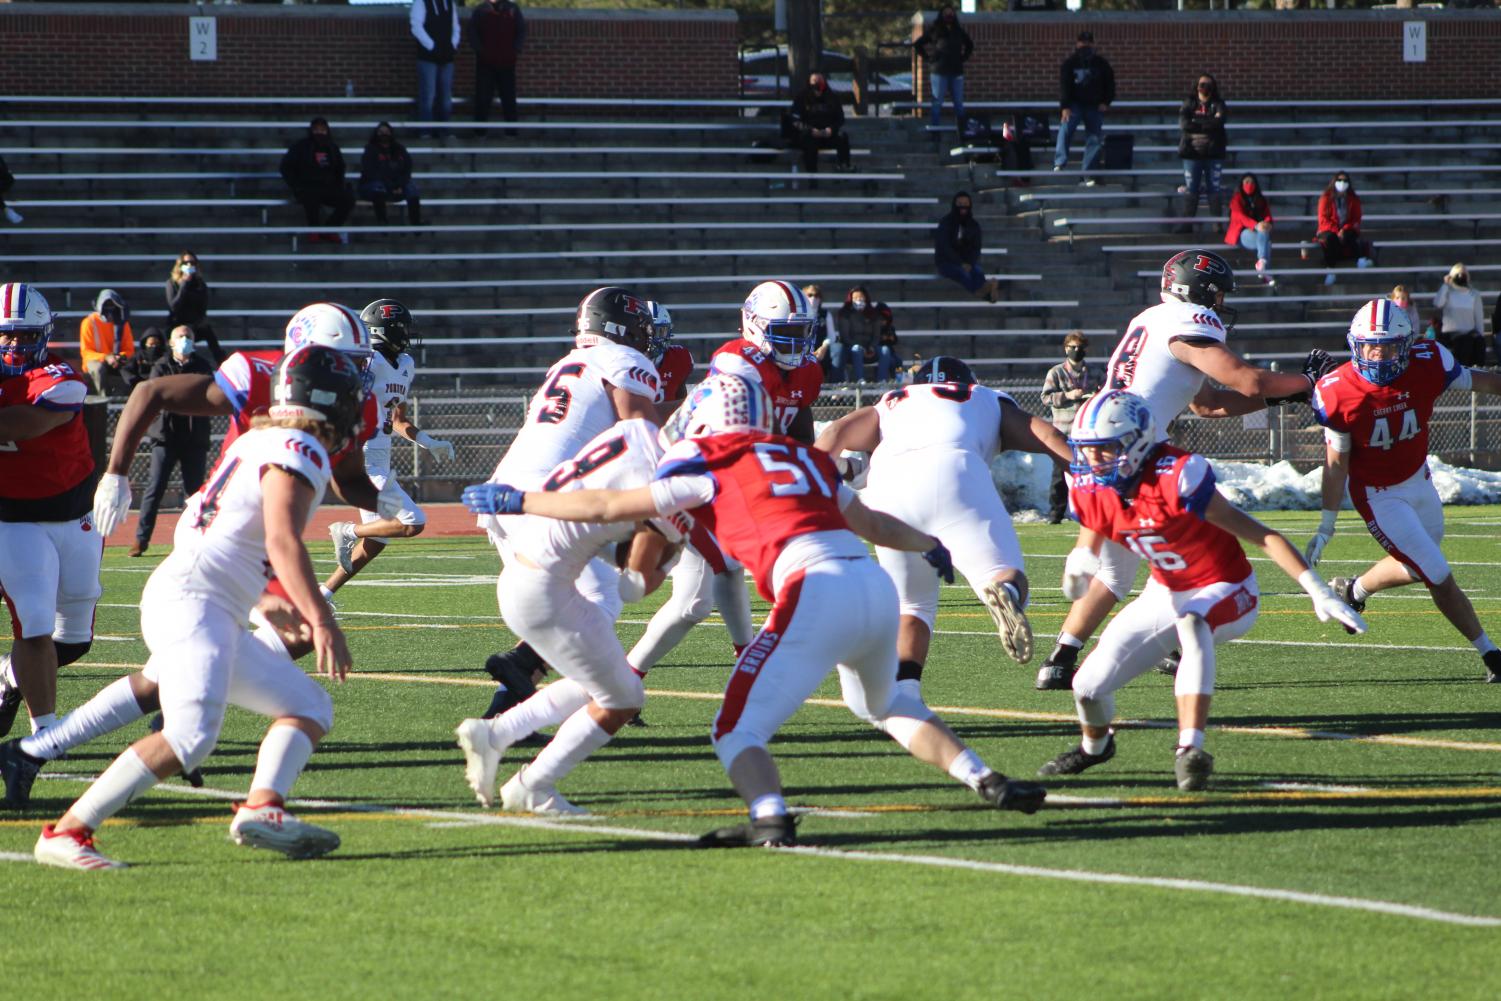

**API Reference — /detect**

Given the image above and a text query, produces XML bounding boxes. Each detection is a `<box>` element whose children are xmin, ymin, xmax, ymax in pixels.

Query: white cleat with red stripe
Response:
<box><xmin>34</xmin><ymin>824</ymin><xmax>127</xmax><ymax>871</ymax></box>
<box><xmin>230</xmin><ymin>802</ymin><xmax>340</xmax><ymax>859</ymax></box>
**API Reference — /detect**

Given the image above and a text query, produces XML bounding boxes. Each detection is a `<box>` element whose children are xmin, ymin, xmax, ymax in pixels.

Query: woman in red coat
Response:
<box><xmin>1311</xmin><ymin>170</ymin><xmax>1373</xmax><ymax>283</ymax></box>
<box><xmin>1223</xmin><ymin>172</ymin><xmax>1275</xmax><ymax>286</ymax></box>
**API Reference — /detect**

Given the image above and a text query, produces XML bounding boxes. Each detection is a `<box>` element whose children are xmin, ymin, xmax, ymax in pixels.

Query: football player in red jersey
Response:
<box><xmin>646</xmin><ymin>301</ymin><xmax>693</xmax><ymax>406</ymax></box>
<box><xmin>466</xmin><ymin>373</ymin><xmax>1048</xmax><ymax>846</ymax></box>
<box><xmin>0</xmin><ymin>283</ymin><xmax>103</xmax><ymax>754</ymax></box>
<box><xmin>1040</xmin><ymin>390</ymin><xmax>1365</xmax><ymax>791</ymax></box>
<box><xmin>1305</xmin><ymin>300</ymin><xmax>1501</xmax><ymax>683</ymax></box>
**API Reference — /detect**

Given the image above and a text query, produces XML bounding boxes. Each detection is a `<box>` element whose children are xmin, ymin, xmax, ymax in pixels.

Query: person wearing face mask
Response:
<box><xmin>789</xmin><ymin>73</ymin><xmax>852</xmax><ymax>174</ymax></box>
<box><xmin>79</xmin><ymin>289</ymin><xmax>134</xmax><ymax>397</ymax></box>
<box><xmin>934</xmin><ymin>192</ymin><xmax>1000</xmax><ymax>302</ymax></box>
<box><xmin>1177</xmin><ymin>74</ymin><xmax>1228</xmax><ymax>232</ymax></box>
<box><xmin>1389</xmin><ymin>284</ymin><xmax>1422</xmax><ymax>338</ymax></box>
<box><xmin>1434</xmin><ymin>264</ymin><xmax>1487</xmax><ymax>367</ymax></box>
<box><xmin>1224</xmin><ymin>172</ymin><xmax>1275</xmax><ymax>286</ymax></box>
<box><xmin>837</xmin><ymin>286</ymin><xmax>880</xmax><ymax>384</ymax></box>
<box><xmin>1054</xmin><ymin>31</ymin><xmax>1115</xmax><ymax>184</ymax></box>
<box><xmin>804</xmin><ymin>284</ymin><xmax>843</xmax><ymax>382</ymax></box>
<box><xmin>915</xmin><ymin>6</ymin><xmax>974</xmax><ymax>132</ymax></box>
<box><xmin>164</xmin><ymin>252</ymin><xmax>224</xmax><ymax>366</ymax></box>
<box><xmin>1041</xmin><ymin>331</ymin><xmax>1099</xmax><ymax>523</ymax></box>
<box><xmin>122</xmin><ymin>328</ymin><xmax>166</xmax><ymax>389</ymax></box>
<box><xmin>359</xmin><ymin>122</ymin><xmax>423</xmax><ymax>228</ymax></box>
<box><xmin>1312</xmin><ymin>171</ymin><xmax>1373</xmax><ymax>284</ymax></box>
<box><xmin>280</xmin><ymin>117</ymin><xmax>355</xmax><ymax>243</ymax></box>
<box><xmin>128</xmin><ymin>327</ymin><xmax>213</xmax><ymax>558</ymax></box>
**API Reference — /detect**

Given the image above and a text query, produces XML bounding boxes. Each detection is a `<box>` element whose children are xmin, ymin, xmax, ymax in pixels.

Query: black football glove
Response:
<box><xmin>922</xmin><ymin>541</ymin><xmax>956</xmax><ymax>584</ymax></box>
<box><xmin>1303</xmin><ymin>347</ymin><xmax>1339</xmax><ymax>382</ymax></box>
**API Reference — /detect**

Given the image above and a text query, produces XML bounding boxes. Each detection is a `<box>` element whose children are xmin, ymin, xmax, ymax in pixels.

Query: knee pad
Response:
<box><xmin>162</xmin><ymin>710</ymin><xmax>224</xmax><ymax>773</ymax></box>
<box><xmin>1075</xmin><ymin>693</ymin><xmax>1115</xmax><ymax>729</ymax></box>
<box><xmin>53</xmin><ymin>640</ymin><xmax>92</xmax><ymax>667</ymax></box>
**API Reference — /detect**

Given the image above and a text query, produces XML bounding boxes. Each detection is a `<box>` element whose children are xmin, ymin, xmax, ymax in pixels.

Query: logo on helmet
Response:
<box><xmin>1193</xmin><ymin>254</ymin><xmax>1226</xmax><ymax>275</ymax></box>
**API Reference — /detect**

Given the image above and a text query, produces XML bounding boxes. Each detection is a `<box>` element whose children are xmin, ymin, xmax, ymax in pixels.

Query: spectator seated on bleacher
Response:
<box><xmin>788</xmin><ymin>74</ymin><xmax>852</xmax><ymax>174</ymax></box>
<box><xmin>1389</xmin><ymin>284</ymin><xmax>1421</xmax><ymax>336</ymax></box>
<box><xmin>835</xmin><ymin>286</ymin><xmax>880</xmax><ymax>383</ymax></box>
<box><xmin>165</xmin><ymin>251</ymin><xmax>225</xmax><ymax>365</ymax></box>
<box><xmin>280</xmin><ymin>116</ymin><xmax>355</xmax><ymax>243</ymax></box>
<box><xmin>1435</xmin><ymin>263</ymin><xmax>1488</xmax><ymax>367</ymax></box>
<box><xmin>1224</xmin><ymin>172</ymin><xmax>1275</xmax><ymax>287</ymax></box>
<box><xmin>359</xmin><ymin>122</ymin><xmax>423</xmax><ymax>227</ymax></box>
<box><xmin>1309</xmin><ymin>170</ymin><xmax>1374</xmax><ymax>283</ymax></box>
<box><xmin>804</xmin><ymin>283</ymin><xmax>844</xmax><ymax>382</ymax></box>
<box><xmin>121</xmin><ymin>327</ymin><xmax>165</xmax><ymax>389</ymax></box>
<box><xmin>934</xmin><ymin>192</ymin><xmax>999</xmax><ymax>302</ymax></box>
<box><xmin>79</xmin><ymin>288</ymin><xmax>134</xmax><ymax>397</ymax></box>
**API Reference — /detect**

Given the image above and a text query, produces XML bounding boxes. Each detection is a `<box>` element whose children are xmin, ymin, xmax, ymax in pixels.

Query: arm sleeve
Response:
<box><xmin>1435</xmin><ymin>342</ymin><xmax>1469</xmax><ymax>390</ymax></box>
<box><xmin>708</xmin><ymin>351</ymin><xmax>758</xmax><ymax>382</ymax></box>
<box><xmin>1324</xmin><ymin>427</ymin><xmax>1352</xmax><ymax>453</ymax></box>
<box><xmin>1434</xmin><ymin>283</ymin><xmax>1450</xmax><ymax>311</ymax></box>
<box><xmin>410</xmin><ymin>1</ymin><xmax>434</xmax><ymax>48</ymax></box>
<box><xmin>1474</xmin><ymin>294</ymin><xmax>1486</xmax><ymax>335</ymax></box>
<box><xmin>649</xmin><ymin>474</ymin><xmax>717</xmax><ymax>514</ymax></box>
<box><xmin>1176</xmin><ymin>454</ymin><xmax>1217</xmax><ymax>518</ymax></box>
<box><xmin>451</xmin><ymin>6</ymin><xmax>462</xmax><ymax>48</ymax></box>
<box><xmin>31</xmin><ymin>376</ymin><xmax>88</xmax><ymax>412</ymax></box>
<box><xmin>213</xmin><ymin>353</ymin><xmax>252</xmax><ymax>413</ymax></box>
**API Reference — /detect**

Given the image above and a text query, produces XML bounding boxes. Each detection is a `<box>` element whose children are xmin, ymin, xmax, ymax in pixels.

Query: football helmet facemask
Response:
<box><xmin>742</xmin><ymin>280</ymin><xmax>816</xmax><ymax>370</ymax></box>
<box><xmin>644</xmin><ymin>300</ymin><xmax>674</xmax><ymax>363</ymax></box>
<box><xmin>1347</xmin><ymin>298</ymin><xmax>1414</xmax><ymax>386</ymax></box>
<box><xmin>361</xmin><ymin>298</ymin><xmax>417</xmax><ymax>361</ymax></box>
<box><xmin>1161</xmin><ymin>249</ymin><xmax>1238</xmax><ymax>327</ymax></box>
<box><xmin>0</xmin><ymin>283</ymin><xmax>55</xmax><ymax>377</ymax></box>
<box><xmin>1068</xmin><ymin>390</ymin><xmax>1158</xmax><ymax>492</ymax></box>
<box><xmin>270</xmin><ymin>344</ymin><xmax>367</xmax><ymax>449</ymax></box>
<box><xmin>574</xmin><ymin>286</ymin><xmax>652</xmax><ymax>355</ymax></box>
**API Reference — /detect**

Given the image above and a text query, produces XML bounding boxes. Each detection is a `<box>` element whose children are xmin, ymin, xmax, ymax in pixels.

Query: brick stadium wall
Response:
<box><xmin>911</xmin><ymin>11</ymin><xmax>1501</xmax><ymax>102</ymax></box>
<box><xmin>0</xmin><ymin>5</ymin><xmax>738</xmax><ymax>100</ymax></box>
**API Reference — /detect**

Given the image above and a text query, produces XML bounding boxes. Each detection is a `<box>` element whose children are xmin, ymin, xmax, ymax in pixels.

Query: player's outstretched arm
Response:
<box><xmin>998</xmin><ymin>398</ymin><xmax>1072</xmax><ymax>463</ymax></box>
<box><xmin>262</xmin><ymin>466</ymin><xmax>352</xmax><ymax>680</ymax></box>
<box><xmin>0</xmin><ymin>402</ymin><xmax>72</xmax><ymax>442</ymax></box>
<box><xmin>1306</xmin><ymin>440</ymin><xmax>1350</xmax><ymax>566</ymax></box>
<box><xmin>813</xmin><ymin>406</ymin><xmax>880</xmax><ymax>455</ymax></box>
<box><xmin>106</xmin><ymin>374</ymin><xmax>230</xmax><ymax>476</ymax></box>
<box><xmin>841</xmin><ymin>495</ymin><xmax>953</xmax><ymax>582</ymax></box>
<box><xmin>524</xmin><ymin>484</ymin><xmax>662</xmax><ymax>524</ymax></box>
<box><xmin>1175</xmin><ymin>341</ymin><xmax>1311</xmax><ymax>414</ymax></box>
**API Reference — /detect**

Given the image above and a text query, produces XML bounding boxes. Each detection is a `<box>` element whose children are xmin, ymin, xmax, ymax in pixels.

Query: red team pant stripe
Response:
<box><xmin>1205</xmin><ymin>586</ymin><xmax>1257</xmax><ymax>630</ymax></box>
<box><xmin>713</xmin><ymin>569</ymin><xmax>806</xmax><ymax>741</ymax></box>
<box><xmin>688</xmin><ymin>520</ymin><xmax>729</xmax><ymax>575</ymax></box>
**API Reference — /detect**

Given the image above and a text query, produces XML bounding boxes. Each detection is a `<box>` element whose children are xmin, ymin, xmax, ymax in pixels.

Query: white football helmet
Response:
<box><xmin>1347</xmin><ymin>298</ymin><xmax>1413</xmax><ymax>386</ymax></box>
<box><xmin>283</xmin><ymin>302</ymin><xmax>373</xmax><ymax>362</ymax></box>
<box><xmin>645</xmin><ymin>300</ymin><xmax>673</xmax><ymax>363</ymax></box>
<box><xmin>1068</xmin><ymin>389</ymin><xmax>1157</xmax><ymax>491</ymax></box>
<box><xmin>741</xmin><ymin>280</ymin><xmax>816</xmax><ymax>370</ymax></box>
<box><xmin>682</xmin><ymin>373</ymin><xmax>774</xmax><ymax>439</ymax></box>
<box><xmin>0</xmin><ymin>283</ymin><xmax>55</xmax><ymax>377</ymax></box>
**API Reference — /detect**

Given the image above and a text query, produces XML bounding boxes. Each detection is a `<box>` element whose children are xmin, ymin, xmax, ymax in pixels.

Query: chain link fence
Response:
<box><xmin>110</xmin><ymin>383</ymin><xmax>1501</xmax><ymax>508</ymax></box>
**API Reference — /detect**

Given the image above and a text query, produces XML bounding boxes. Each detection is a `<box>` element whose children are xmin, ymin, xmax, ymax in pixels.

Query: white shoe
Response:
<box><xmin>980</xmin><ymin>580</ymin><xmax>1034</xmax><ymax>664</ymax></box>
<box><xmin>500</xmin><ymin>767</ymin><xmax>588</xmax><ymax>816</ymax></box>
<box><xmin>329</xmin><ymin>521</ymin><xmax>358</xmax><ymax>573</ymax></box>
<box><xmin>1356</xmin><ymin>257</ymin><xmax>1373</xmax><ymax>269</ymax></box>
<box><xmin>4</xmin><ymin>207</ymin><xmax>22</xmax><ymax>225</ymax></box>
<box><xmin>455</xmin><ymin>717</ymin><xmax>511</xmax><ymax>807</ymax></box>
<box><xmin>34</xmin><ymin>824</ymin><xmax>126</xmax><ymax>871</ymax></box>
<box><xmin>230</xmin><ymin>802</ymin><xmax>340</xmax><ymax>859</ymax></box>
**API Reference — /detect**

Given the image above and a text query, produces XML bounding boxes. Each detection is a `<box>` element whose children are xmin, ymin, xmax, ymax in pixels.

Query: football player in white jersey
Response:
<box><xmin>1035</xmin><ymin>249</ymin><xmax>1337</xmax><ymax>690</ymax></box>
<box><xmin>477</xmin><ymin>287</ymin><xmax>663</xmax><ymax>707</ymax></box>
<box><xmin>455</xmin><ymin>419</ymin><xmax>684</xmax><ymax>813</ymax></box>
<box><xmin>322</xmin><ymin>299</ymin><xmax>454</xmax><ymax>603</ymax></box>
<box><xmin>816</xmin><ymin>356</ymin><xmax>1072</xmax><ymax>690</ymax></box>
<box><xmin>32</xmin><ymin>347</ymin><xmax>363</xmax><ymax>870</ymax></box>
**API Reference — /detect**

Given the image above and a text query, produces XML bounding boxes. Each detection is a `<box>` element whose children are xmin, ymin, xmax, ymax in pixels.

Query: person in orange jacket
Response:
<box><xmin>79</xmin><ymin>288</ymin><xmax>134</xmax><ymax>396</ymax></box>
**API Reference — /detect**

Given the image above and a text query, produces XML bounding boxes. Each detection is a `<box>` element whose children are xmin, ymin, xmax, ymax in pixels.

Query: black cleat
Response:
<box><xmin>1174</xmin><ymin>746</ymin><xmax>1215</xmax><ymax>791</ymax></box>
<box><xmin>1035</xmin><ymin>645</ymin><xmax>1079</xmax><ymax>691</ymax></box>
<box><xmin>483</xmin><ymin>644</ymin><xmax>545</xmax><ymax>698</ymax></box>
<box><xmin>1330</xmin><ymin>576</ymin><xmax>1366</xmax><ymax>614</ymax></box>
<box><xmin>149</xmin><ymin>714</ymin><xmax>204</xmax><ymax>787</ymax></box>
<box><xmin>978</xmin><ymin>773</ymin><xmax>1047</xmax><ymax>814</ymax></box>
<box><xmin>0</xmin><ymin>685</ymin><xmax>22</xmax><ymax>740</ymax></box>
<box><xmin>1484</xmin><ymin>649</ymin><xmax>1501</xmax><ymax>684</ymax></box>
<box><xmin>624</xmin><ymin>712</ymin><xmax>647</xmax><ymax>728</ymax></box>
<box><xmin>1</xmin><ymin>737</ymin><xmax>45</xmax><ymax>809</ymax></box>
<box><xmin>699</xmin><ymin>813</ymin><xmax>798</xmax><ymax>848</ymax></box>
<box><xmin>1038</xmin><ymin>734</ymin><xmax>1116</xmax><ymax>777</ymax></box>
<box><xmin>482</xmin><ymin>685</ymin><xmax>521</xmax><ymax>719</ymax></box>
<box><xmin>1155</xmin><ymin>649</ymin><xmax>1181</xmax><ymax>676</ymax></box>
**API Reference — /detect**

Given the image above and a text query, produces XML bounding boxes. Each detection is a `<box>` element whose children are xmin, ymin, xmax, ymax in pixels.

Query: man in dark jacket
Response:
<box><xmin>472</xmin><ymin>0</ymin><xmax>527</xmax><ymax>130</ymax></box>
<box><xmin>789</xmin><ymin>74</ymin><xmax>851</xmax><ymax>173</ymax></box>
<box><xmin>934</xmin><ymin>191</ymin><xmax>998</xmax><ymax>301</ymax></box>
<box><xmin>1053</xmin><ymin>30</ymin><xmax>1115</xmax><ymax>183</ymax></box>
<box><xmin>411</xmin><ymin>0</ymin><xmax>461</xmax><ymax>139</ymax></box>
<box><xmin>128</xmin><ymin>327</ymin><xmax>213</xmax><ymax>558</ymax></box>
<box><xmin>280</xmin><ymin>117</ymin><xmax>355</xmax><ymax>240</ymax></box>
<box><xmin>915</xmin><ymin>6</ymin><xmax>974</xmax><ymax>131</ymax></box>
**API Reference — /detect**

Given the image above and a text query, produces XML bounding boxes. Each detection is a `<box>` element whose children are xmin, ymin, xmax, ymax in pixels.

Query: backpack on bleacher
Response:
<box><xmin>959</xmin><ymin>114</ymin><xmax>994</xmax><ymax>145</ymax></box>
<box><xmin>1017</xmin><ymin>114</ymin><xmax>1051</xmax><ymax>146</ymax></box>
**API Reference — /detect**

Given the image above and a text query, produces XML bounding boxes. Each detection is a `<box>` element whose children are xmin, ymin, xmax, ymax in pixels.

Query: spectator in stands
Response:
<box><xmin>1040</xmin><ymin>330</ymin><xmax>1098</xmax><ymax>523</ymax></box>
<box><xmin>121</xmin><ymin>328</ymin><xmax>166</xmax><ymax>390</ymax></box>
<box><xmin>1312</xmin><ymin>170</ymin><xmax>1373</xmax><ymax>284</ymax></box>
<box><xmin>1224</xmin><ymin>172</ymin><xmax>1275</xmax><ymax>286</ymax></box>
<box><xmin>1434</xmin><ymin>263</ymin><xmax>1487</xmax><ymax>367</ymax></box>
<box><xmin>836</xmin><ymin>286</ymin><xmax>880</xmax><ymax>384</ymax></box>
<box><xmin>471</xmin><ymin>0</ymin><xmax>527</xmax><ymax>134</ymax></box>
<box><xmin>1389</xmin><ymin>284</ymin><xmax>1421</xmax><ymax>336</ymax></box>
<box><xmin>1177</xmin><ymin>73</ymin><xmax>1228</xmax><ymax>231</ymax></box>
<box><xmin>129</xmin><ymin>326</ymin><xmax>213</xmax><ymax>558</ymax></box>
<box><xmin>805</xmin><ymin>284</ymin><xmax>844</xmax><ymax>381</ymax></box>
<box><xmin>359</xmin><ymin>122</ymin><xmax>423</xmax><ymax>228</ymax></box>
<box><xmin>789</xmin><ymin>73</ymin><xmax>852</xmax><ymax>174</ymax></box>
<box><xmin>411</xmin><ymin>0</ymin><xmax>461</xmax><ymax>140</ymax></box>
<box><xmin>915</xmin><ymin>6</ymin><xmax>973</xmax><ymax>132</ymax></box>
<box><xmin>0</xmin><ymin>153</ymin><xmax>20</xmax><ymax>224</ymax></box>
<box><xmin>874</xmin><ymin>302</ymin><xmax>902</xmax><ymax>381</ymax></box>
<box><xmin>1053</xmin><ymin>31</ymin><xmax>1114</xmax><ymax>184</ymax></box>
<box><xmin>164</xmin><ymin>251</ymin><xmax>225</xmax><ymax>365</ymax></box>
<box><xmin>934</xmin><ymin>192</ymin><xmax>999</xmax><ymax>302</ymax></box>
<box><xmin>280</xmin><ymin>117</ymin><xmax>355</xmax><ymax>242</ymax></box>
<box><xmin>79</xmin><ymin>288</ymin><xmax>134</xmax><ymax>397</ymax></box>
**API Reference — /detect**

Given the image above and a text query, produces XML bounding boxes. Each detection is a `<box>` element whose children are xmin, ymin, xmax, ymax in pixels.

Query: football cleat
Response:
<box><xmin>698</xmin><ymin>813</ymin><xmax>797</xmax><ymax>848</ymax></box>
<box><xmin>624</xmin><ymin>712</ymin><xmax>647</xmax><ymax>728</ymax></box>
<box><xmin>1330</xmin><ymin>576</ymin><xmax>1366</xmax><ymax>614</ymax></box>
<box><xmin>483</xmin><ymin>644</ymin><xmax>545</xmax><ymax>696</ymax></box>
<box><xmin>454</xmin><ymin>717</ymin><xmax>512</xmax><ymax>808</ymax></box>
<box><xmin>34</xmin><ymin>824</ymin><xmax>127</xmax><ymax>871</ymax></box>
<box><xmin>229</xmin><ymin>802</ymin><xmax>341</xmax><ymax>859</ymax></box>
<box><xmin>0</xmin><ymin>683</ymin><xmax>22</xmax><ymax>739</ymax></box>
<box><xmin>977</xmin><ymin>773</ymin><xmax>1047</xmax><ymax>814</ymax></box>
<box><xmin>1034</xmin><ymin>645</ymin><xmax>1079</xmax><ymax>691</ymax></box>
<box><xmin>500</xmin><ymin>767</ymin><xmax>587</xmax><ymax>816</ymax></box>
<box><xmin>981</xmin><ymin>580</ymin><xmax>1033</xmax><ymax>664</ymax></box>
<box><xmin>1174</xmin><ymin>747</ymin><xmax>1215</xmax><ymax>791</ymax></box>
<box><xmin>1038</xmin><ymin>734</ymin><xmax>1116</xmax><ymax>776</ymax></box>
<box><xmin>1</xmin><ymin>738</ymin><xmax>45</xmax><ymax>808</ymax></box>
<box><xmin>1483</xmin><ymin>649</ymin><xmax>1501</xmax><ymax>684</ymax></box>
<box><xmin>329</xmin><ymin>521</ymin><xmax>359</xmax><ymax>574</ymax></box>
<box><xmin>1155</xmin><ymin>649</ymin><xmax>1181</xmax><ymax>677</ymax></box>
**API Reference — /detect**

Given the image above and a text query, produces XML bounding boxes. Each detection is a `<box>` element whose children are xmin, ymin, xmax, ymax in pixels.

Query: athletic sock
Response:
<box><xmin>749</xmin><ymin>793</ymin><xmax>787</xmax><ymax>820</ymax></box>
<box><xmin>318</xmin><ymin>585</ymin><xmax>335</xmax><ymax>603</ymax></box>
<box><xmin>28</xmin><ymin>712</ymin><xmax>57</xmax><ymax>734</ymax></box>
<box><xmin>488</xmin><ymin>679</ymin><xmax>591</xmax><ymax>747</ymax></box>
<box><xmin>1473</xmin><ymin>634</ymin><xmax>1498</xmax><ymax>656</ymax></box>
<box><xmin>1081</xmin><ymin>731</ymin><xmax>1112</xmax><ymax>756</ymax></box>
<box><xmin>523</xmin><ymin>709</ymin><xmax>614</xmax><ymax>789</ymax></box>
<box><xmin>946</xmin><ymin>749</ymin><xmax>993</xmax><ymax>791</ymax></box>
<box><xmin>1177</xmin><ymin>728</ymin><xmax>1206</xmax><ymax>751</ymax></box>
<box><xmin>249</xmin><ymin>726</ymin><xmax>315</xmax><ymax>801</ymax></box>
<box><xmin>1351</xmin><ymin>579</ymin><xmax>1371</xmax><ymax>602</ymax></box>
<box><xmin>69</xmin><ymin>748</ymin><xmax>159</xmax><ymax>832</ymax></box>
<box><xmin>20</xmin><ymin>676</ymin><xmax>144</xmax><ymax>761</ymax></box>
<box><xmin>1001</xmin><ymin>581</ymin><xmax>1025</xmax><ymax>609</ymax></box>
<box><xmin>1059</xmin><ymin>631</ymin><xmax>1084</xmax><ymax>649</ymax></box>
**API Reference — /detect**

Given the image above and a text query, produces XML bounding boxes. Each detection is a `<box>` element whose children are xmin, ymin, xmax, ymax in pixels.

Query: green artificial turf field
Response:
<box><xmin>3</xmin><ymin>508</ymin><xmax>1499</xmax><ymax>1000</ymax></box>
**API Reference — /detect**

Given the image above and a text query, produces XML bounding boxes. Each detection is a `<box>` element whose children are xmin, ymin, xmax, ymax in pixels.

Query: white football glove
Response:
<box><xmin>376</xmin><ymin>483</ymin><xmax>407</xmax><ymax>520</ymax></box>
<box><xmin>1299</xmin><ymin>569</ymin><xmax>1367</xmax><ymax>634</ymax></box>
<box><xmin>92</xmin><ymin>471</ymin><xmax>133</xmax><ymax>539</ymax></box>
<box><xmin>1061</xmin><ymin>546</ymin><xmax>1100</xmax><ymax>601</ymax></box>
<box><xmin>413</xmin><ymin>430</ymin><xmax>455</xmax><ymax>464</ymax></box>
<box><xmin>1303</xmin><ymin>509</ymin><xmax>1338</xmax><ymax>567</ymax></box>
